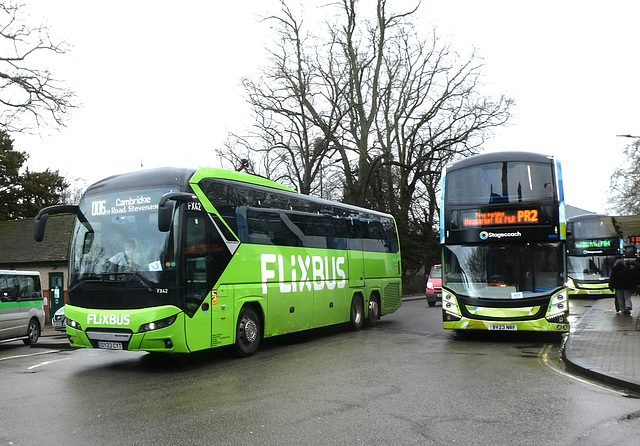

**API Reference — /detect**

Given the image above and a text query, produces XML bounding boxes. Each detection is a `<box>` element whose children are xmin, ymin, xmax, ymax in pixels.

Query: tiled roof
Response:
<box><xmin>0</xmin><ymin>214</ymin><xmax>74</xmax><ymax>264</ymax></box>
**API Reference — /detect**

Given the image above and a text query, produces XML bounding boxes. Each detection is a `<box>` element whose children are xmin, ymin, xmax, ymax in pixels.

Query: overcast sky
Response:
<box><xmin>13</xmin><ymin>0</ymin><xmax>640</xmax><ymax>214</ymax></box>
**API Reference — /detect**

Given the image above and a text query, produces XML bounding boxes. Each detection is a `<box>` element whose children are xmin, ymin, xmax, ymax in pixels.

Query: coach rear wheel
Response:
<box><xmin>235</xmin><ymin>306</ymin><xmax>261</xmax><ymax>357</ymax></box>
<box><xmin>349</xmin><ymin>295</ymin><xmax>364</xmax><ymax>331</ymax></box>
<box><xmin>366</xmin><ymin>295</ymin><xmax>380</xmax><ymax>327</ymax></box>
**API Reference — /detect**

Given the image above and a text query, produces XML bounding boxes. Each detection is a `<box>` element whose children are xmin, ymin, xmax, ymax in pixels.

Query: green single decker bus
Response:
<box><xmin>34</xmin><ymin>168</ymin><xmax>402</xmax><ymax>355</ymax></box>
<box><xmin>566</xmin><ymin>214</ymin><xmax>621</xmax><ymax>297</ymax></box>
<box><xmin>440</xmin><ymin>151</ymin><xmax>569</xmax><ymax>333</ymax></box>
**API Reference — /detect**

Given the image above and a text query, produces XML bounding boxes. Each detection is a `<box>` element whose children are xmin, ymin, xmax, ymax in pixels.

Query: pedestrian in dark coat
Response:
<box><xmin>609</xmin><ymin>258</ymin><xmax>636</xmax><ymax>315</ymax></box>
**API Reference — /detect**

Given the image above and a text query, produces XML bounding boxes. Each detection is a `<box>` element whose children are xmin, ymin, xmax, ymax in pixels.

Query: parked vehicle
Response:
<box><xmin>0</xmin><ymin>270</ymin><xmax>45</xmax><ymax>345</ymax></box>
<box><xmin>51</xmin><ymin>306</ymin><xmax>66</xmax><ymax>331</ymax></box>
<box><xmin>426</xmin><ymin>264</ymin><xmax>442</xmax><ymax>307</ymax></box>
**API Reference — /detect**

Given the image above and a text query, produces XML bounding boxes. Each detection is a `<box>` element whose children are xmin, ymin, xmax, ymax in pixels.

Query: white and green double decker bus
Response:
<box><xmin>566</xmin><ymin>214</ymin><xmax>621</xmax><ymax>298</ymax></box>
<box><xmin>34</xmin><ymin>168</ymin><xmax>401</xmax><ymax>356</ymax></box>
<box><xmin>440</xmin><ymin>152</ymin><xmax>569</xmax><ymax>333</ymax></box>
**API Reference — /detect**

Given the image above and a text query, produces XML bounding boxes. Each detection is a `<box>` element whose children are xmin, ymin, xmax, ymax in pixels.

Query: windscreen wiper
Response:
<box><xmin>116</xmin><ymin>271</ymin><xmax>155</xmax><ymax>293</ymax></box>
<box><xmin>68</xmin><ymin>272</ymin><xmax>154</xmax><ymax>293</ymax></box>
<box><xmin>67</xmin><ymin>274</ymin><xmax>110</xmax><ymax>294</ymax></box>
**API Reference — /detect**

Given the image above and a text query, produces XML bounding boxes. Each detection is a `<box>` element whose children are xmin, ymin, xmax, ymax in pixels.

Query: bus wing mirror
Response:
<box><xmin>158</xmin><ymin>192</ymin><xmax>198</xmax><ymax>232</ymax></box>
<box><xmin>34</xmin><ymin>205</ymin><xmax>80</xmax><ymax>242</ymax></box>
<box><xmin>34</xmin><ymin>213</ymin><xmax>49</xmax><ymax>242</ymax></box>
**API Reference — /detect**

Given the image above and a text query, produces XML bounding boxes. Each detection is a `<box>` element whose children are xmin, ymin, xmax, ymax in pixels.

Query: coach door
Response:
<box><xmin>183</xmin><ymin>211</ymin><xmax>233</xmax><ymax>351</ymax></box>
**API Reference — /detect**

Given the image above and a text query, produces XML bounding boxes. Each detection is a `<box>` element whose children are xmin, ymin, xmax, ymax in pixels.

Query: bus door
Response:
<box><xmin>183</xmin><ymin>211</ymin><xmax>233</xmax><ymax>351</ymax></box>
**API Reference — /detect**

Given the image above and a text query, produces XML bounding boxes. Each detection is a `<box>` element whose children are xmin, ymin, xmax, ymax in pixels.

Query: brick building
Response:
<box><xmin>0</xmin><ymin>213</ymin><xmax>74</xmax><ymax>324</ymax></box>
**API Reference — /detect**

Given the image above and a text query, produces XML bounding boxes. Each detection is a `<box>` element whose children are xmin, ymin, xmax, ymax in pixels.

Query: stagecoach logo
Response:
<box><xmin>260</xmin><ymin>253</ymin><xmax>347</xmax><ymax>294</ymax></box>
<box><xmin>479</xmin><ymin>230</ymin><xmax>522</xmax><ymax>240</ymax></box>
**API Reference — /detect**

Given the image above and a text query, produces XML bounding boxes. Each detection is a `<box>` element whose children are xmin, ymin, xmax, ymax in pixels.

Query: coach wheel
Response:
<box><xmin>349</xmin><ymin>295</ymin><xmax>364</xmax><ymax>331</ymax></box>
<box><xmin>23</xmin><ymin>318</ymin><xmax>40</xmax><ymax>346</ymax></box>
<box><xmin>366</xmin><ymin>295</ymin><xmax>380</xmax><ymax>327</ymax></box>
<box><xmin>235</xmin><ymin>306</ymin><xmax>261</xmax><ymax>357</ymax></box>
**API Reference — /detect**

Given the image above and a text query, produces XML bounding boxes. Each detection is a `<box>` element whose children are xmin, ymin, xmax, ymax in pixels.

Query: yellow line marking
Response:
<box><xmin>538</xmin><ymin>344</ymin><xmax>628</xmax><ymax>396</ymax></box>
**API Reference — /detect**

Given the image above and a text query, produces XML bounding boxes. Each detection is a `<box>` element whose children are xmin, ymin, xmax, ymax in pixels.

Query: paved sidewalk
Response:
<box><xmin>563</xmin><ymin>295</ymin><xmax>640</xmax><ymax>393</ymax></box>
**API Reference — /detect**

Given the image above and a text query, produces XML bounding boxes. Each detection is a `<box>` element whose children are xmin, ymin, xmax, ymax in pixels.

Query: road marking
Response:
<box><xmin>0</xmin><ymin>350</ymin><xmax>61</xmax><ymax>361</ymax></box>
<box><xmin>538</xmin><ymin>344</ymin><xmax>628</xmax><ymax>396</ymax></box>
<box><xmin>27</xmin><ymin>357</ymin><xmax>73</xmax><ymax>370</ymax></box>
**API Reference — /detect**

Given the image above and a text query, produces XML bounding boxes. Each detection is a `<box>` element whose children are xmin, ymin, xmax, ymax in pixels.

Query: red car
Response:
<box><xmin>426</xmin><ymin>264</ymin><xmax>442</xmax><ymax>307</ymax></box>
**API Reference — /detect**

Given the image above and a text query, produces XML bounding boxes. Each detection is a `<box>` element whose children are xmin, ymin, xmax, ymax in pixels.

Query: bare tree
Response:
<box><xmin>219</xmin><ymin>0</ymin><xmax>513</xmax><ymax>284</ymax></box>
<box><xmin>0</xmin><ymin>2</ymin><xmax>76</xmax><ymax>134</ymax></box>
<box><xmin>220</xmin><ymin>1</ymin><xmax>350</xmax><ymax>196</ymax></box>
<box><xmin>608</xmin><ymin>140</ymin><xmax>640</xmax><ymax>215</ymax></box>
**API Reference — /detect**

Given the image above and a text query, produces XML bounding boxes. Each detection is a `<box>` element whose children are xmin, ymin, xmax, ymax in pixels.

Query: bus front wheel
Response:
<box><xmin>349</xmin><ymin>295</ymin><xmax>364</xmax><ymax>331</ymax></box>
<box><xmin>235</xmin><ymin>306</ymin><xmax>261</xmax><ymax>357</ymax></box>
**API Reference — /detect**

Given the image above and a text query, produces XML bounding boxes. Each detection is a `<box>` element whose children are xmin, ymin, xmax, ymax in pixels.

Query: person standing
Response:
<box><xmin>609</xmin><ymin>258</ymin><xmax>636</xmax><ymax>315</ymax></box>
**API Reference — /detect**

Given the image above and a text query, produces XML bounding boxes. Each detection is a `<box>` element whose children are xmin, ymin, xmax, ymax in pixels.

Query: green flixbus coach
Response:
<box><xmin>34</xmin><ymin>168</ymin><xmax>402</xmax><ymax>356</ymax></box>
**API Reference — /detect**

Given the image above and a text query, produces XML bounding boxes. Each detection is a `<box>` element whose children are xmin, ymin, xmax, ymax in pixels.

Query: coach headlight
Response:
<box><xmin>139</xmin><ymin>314</ymin><xmax>177</xmax><ymax>333</ymax></box>
<box><xmin>66</xmin><ymin>318</ymin><xmax>82</xmax><ymax>331</ymax></box>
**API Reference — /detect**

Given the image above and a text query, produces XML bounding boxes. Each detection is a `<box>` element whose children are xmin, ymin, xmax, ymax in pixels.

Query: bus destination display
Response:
<box><xmin>461</xmin><ymin>209</ymin><xmax>539</xmax><ymax>228</ymax></box>
<box><xmin>574</xmin><ymin>239</ymin><xmax>612</xmax><ymax>249</ymax></box>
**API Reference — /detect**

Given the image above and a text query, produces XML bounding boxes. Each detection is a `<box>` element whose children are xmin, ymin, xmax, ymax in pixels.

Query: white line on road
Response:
<box><xmin>0</xmin><ymin>350</ymin><xmax>61</xmax><ymax>361</ymax></box>
<box><xmin>27</xmin><ymin>357</ymin><xmax>74</xmax><ymax>369</ymax></box>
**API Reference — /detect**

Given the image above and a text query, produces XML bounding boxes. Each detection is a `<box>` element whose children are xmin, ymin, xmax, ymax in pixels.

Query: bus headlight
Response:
<box><xmin>442</xmin><ymin>291</ymin><xmax>460</xmax><ymax>315</ymax></box>
<box><xmin>546</xmin><ymin>291</ymin><xmax>568</xmax><ymax>321</ymax></box>
<box><xmin>139</xmin><ymin>314</ymin><xmax>177</xmax><ymax>333</ymax></box>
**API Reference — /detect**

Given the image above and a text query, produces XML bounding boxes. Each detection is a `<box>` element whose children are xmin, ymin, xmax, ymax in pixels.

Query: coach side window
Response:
<box><xmin>362</xmin><ymin>220</ymin><xmax>390</xmax><ymax>253</ymax></box>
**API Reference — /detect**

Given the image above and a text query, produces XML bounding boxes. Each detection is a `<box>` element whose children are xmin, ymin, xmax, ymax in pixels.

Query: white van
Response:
<box><xmin>0</xmin><ymin>270</ymin><xmax>45</xmax><ymax>345</ymax></box>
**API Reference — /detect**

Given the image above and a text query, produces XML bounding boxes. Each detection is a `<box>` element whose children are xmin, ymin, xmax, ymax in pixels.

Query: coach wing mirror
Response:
<box><xmin>34</xmin><ymin>205</ymin><xmax>82</xmax><ymax>242</ymax></box>
<box><xmin>158</xmin><ymin>192</ymin><xmax>198</xmax><ymax>232</ymax></box>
